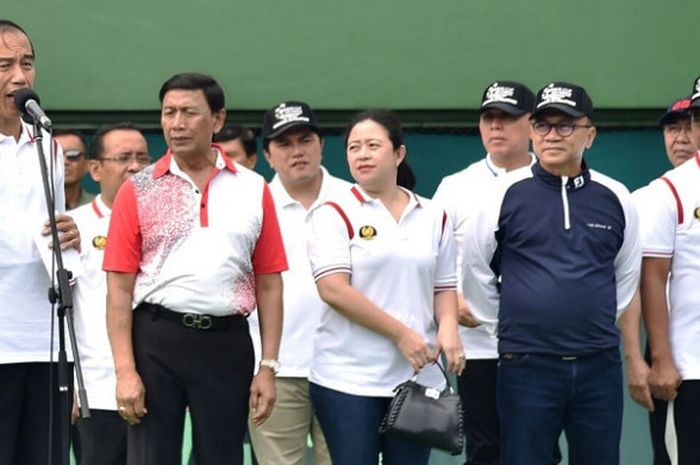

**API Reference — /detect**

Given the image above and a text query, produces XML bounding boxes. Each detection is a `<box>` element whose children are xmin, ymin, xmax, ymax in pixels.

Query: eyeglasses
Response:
<box><xmin>64</xmin><ymin>149</ymin><xmax>85</xmax><ymax>161</ymax></box>
<box><xmin>532</xmin><ymin>121</ymin><xmax>593</xmax><ymax>137</ymax></box>
<box><xmin>98</xmin><ymin>154</ymin><xmax>151</xmax><ymax>166</ymax></box>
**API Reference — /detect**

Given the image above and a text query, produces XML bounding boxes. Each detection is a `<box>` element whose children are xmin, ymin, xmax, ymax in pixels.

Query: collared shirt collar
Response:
<box><xmin>153</xmin><ymin>144</ymin><xmax>238</xmax><ymax>179</ymax></box>
<box><xmin>485</xmin><ymin>152</ymin><xmax>537</xmax><ymax>177</ymax></box>
<box><xmin>270</xmin><ymin>166</ymin><xmax>332</xmax><ymax>209</ymax></box>
<box><xmin>91</xmin><ymin>194</ymin><xmax>112</xmax><ymax>218</ymax></box>
<box><xmin>0</xmin><ymin>119</ymin><xmax>36</xmax><ymax>146</ymax></box>
<box><xmin>350</xmin><ymin>183</ymin><xmax>422</xmax><ymax>208</ymax></box>
<box><xmin>532</xmin><ymin>159</ymin><xmax>591</xmax><ymax>191</ymax></box>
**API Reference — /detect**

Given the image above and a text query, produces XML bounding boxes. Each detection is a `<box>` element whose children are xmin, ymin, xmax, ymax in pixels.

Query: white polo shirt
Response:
<box><xmin>432</xmin><ymin>153</ymin><xmax>536</xmax><ymax>359</ymax></box>
<box><xmin>635</xmin><ymin>153</ymin><xmax>700</xmax><ymax>380</ymax></box>
<box><xmin>0</xmin><ymin>121</ymin><xmax>66</xmax><ymax>364</ymax></box>
<box><xmin>307</xmin><ymin>185</ymin><xmax>457</xmax><ymax>397</ymax></box>
<box><xmin>71</xmin><ymin>195</ymin><xmax>117</xmax><ymax>410</ymax></box>
<box><xmin>248</xmin><ymin>167</ymin><xmax>352</xmax><ymax>377</ymax></box>
<box><xmin>104</xmin><ymin>147</ymin><xmax>288</xmax><ymax>316</ymax></box>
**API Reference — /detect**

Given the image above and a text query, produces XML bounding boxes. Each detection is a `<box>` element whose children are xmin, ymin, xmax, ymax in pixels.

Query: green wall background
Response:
<box><xmin>8</xmin><ymin>1</ymin><xmax>683</xmax><ymax>463</ymax></box>
<box><xmin>97</xmin><ymin>127</ymin><xmax>667</xmax><ymax>196</ymax></box>
<box><xmin>5</xmin><ymin>1</ymin><xmax>699</xmax><ymax>112</ymax></box>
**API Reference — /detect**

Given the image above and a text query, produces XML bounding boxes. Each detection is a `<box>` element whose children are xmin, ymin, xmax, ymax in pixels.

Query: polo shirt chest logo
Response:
<box><xmin>92</xmin><ymin>235</ymin><xmax>107</xmax><ymax>250</ymax></box>
<box><xmin>359</xmin><ymin>225</ymin><xmax>378</xmax><ymax>240</ymax></box>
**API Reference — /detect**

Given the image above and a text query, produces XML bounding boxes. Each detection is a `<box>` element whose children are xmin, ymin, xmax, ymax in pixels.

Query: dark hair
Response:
<box><xmin>396</xmin><ymin>161</ymin><xmax>416</xmax><ymax>190</ymax></box>
<box><xmin>213</xmin><ymin>123</ymin><xmax>257</xmax><ymax>157</ymax></box>
<box><xmin>89</xmin><ymin>122</ymin><xmax>141</xmax><ymax>159</ymax></box>
<box><xmin>262</xmin><ymin>126</ymin><xmax>323</xmax><ymax>152</ymax></box>
<box><xmin>53</xmin><ymin>129</ymin><xmax>87</xmax><ymax>151</ymax></box>
<box><xmin>0</xmin><ymin>19</ymin><xmax>35</xmax><ymax>57</ymax></box>
<box><xmin>344</xmin><ymin>109</ymin><xmax>404</xmax><ymax>150</ymax></box>
<box><xmin>158</xmin><ymin>72</ymin><xmax>225</xmax><ymax>113</ymax></box>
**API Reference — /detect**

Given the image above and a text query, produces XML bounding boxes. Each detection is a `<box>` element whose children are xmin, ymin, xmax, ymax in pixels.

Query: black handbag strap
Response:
<box><xmin>410</xmin><ymin>360</ymin><xmax>456</xmax><ymax>395</ymax></box>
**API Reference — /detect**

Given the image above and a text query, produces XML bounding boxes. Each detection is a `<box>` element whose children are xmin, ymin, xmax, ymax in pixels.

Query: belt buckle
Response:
<box><xmin>182</xmin><ymin>313</ymin><xmax>213</xmax><ymax>330</ymax></box>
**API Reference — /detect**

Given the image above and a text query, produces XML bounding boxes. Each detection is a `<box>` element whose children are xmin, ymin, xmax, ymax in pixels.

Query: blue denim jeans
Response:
<box><xmin>309</xmin><ymin>382</ymin><xmax>431</xmax><ymax>465</ymax></box>
<box><xmin>497</xmin><ymin>348</ymin><xmax>623</xmax><ymax>465</ymax></box>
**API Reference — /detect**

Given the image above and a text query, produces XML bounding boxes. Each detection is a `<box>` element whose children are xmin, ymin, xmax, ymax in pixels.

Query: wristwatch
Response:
<box><xmin>259</xmin><ymin>359</ymin><xmax>281</xmax><ymax>375</ymax></box>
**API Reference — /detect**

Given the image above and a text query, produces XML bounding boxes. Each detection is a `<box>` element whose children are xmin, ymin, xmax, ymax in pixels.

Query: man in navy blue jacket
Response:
<box><xmin>463</xmin><ymin>82</ymin><xmax>641</xmax><ymax>465</ymax></box>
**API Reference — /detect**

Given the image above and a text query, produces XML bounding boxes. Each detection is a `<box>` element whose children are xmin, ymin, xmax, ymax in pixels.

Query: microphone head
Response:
<box><xmin>13</xmin><ymin>88</ymin><xmax>40</xmax><ymax>113</ymax></box>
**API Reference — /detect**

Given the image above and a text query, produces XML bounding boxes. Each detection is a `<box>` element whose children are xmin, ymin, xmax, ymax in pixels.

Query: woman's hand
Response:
<box><xmin>435</xmin><ymin>323</ymin><xmax>465</xmax><ymax>376</ymax></box>
<box><xmin>395</xmin><ymin>327</ymin><xmax>435</xmax><ymax>372</ymax></box>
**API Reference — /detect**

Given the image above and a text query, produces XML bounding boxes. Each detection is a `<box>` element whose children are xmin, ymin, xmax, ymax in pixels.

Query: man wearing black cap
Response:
<box><xmin>463</xmin><ymin>81</ymin><xmax>641</xmax><ymax>465</ymax></box>
<box><xmin>659</xmin><ymin>96</ymin><xmax>696</xmax><ymax>167</ymax></box>
<box><xmin>433</xmin><ymin>80</ymin><xmax>537</xmax><ymax>465</ymax></box>
<box><xmin>620</xmin><ymin>95</ymin><xmax>696</xmax><ymax>416</ymax></box>
<box><xmin>636</xmin><ymin>76</ymin><xmax>700</xmax><ymax>465</ymax></box>
<box><xmin>245</xmin><ymin>101</ymin><xmax>350</xmax><ymax>465</ymax></box>
<box><xmin>690</xmin><ymin>76</ymin><xmax>700</xmax><ymax>150</ymax></box>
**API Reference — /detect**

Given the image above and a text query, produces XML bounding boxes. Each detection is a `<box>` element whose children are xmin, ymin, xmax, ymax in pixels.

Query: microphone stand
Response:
<box><xmin>33</xmin><ymin>119</ymin><xmax>90</xmax><ymax>465</ymax></box>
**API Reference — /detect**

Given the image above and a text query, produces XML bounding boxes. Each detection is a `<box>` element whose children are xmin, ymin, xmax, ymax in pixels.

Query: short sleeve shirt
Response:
<box><xmin>307</xmin><ymin>185</ymin><xmax>456</xmax><ymax>396</ymax></box>
<box><xmin>103</xmin><ymin>147</ymin><xmax>288</xmax><ymax>316</ymax></box>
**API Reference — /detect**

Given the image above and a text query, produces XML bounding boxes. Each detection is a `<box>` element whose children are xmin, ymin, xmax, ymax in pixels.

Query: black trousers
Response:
<box><xmin>649</xmin><ymin>380</ymin><xmax>700</xmax><ymax>465</ymax></box>
<box><xmin>73</xmin><ymin>409</ymin><xmax>126</xmax><ymax>465</ymax></box>
<box><xmin>457</xmin><ymin>359</ymin><xmax>500</xmax><ymax>465</ymax></box>
<box><xmin>457</xmin><ymin>358</ymin><xmax>561</xmax><ymax>465</ymax></box>
<box><xmin>0</xmin><ymin>362</ymin><xmax>73</xmax><ymax>465</ymax></box>
<box><xmin>127</xmin><ymin>306</ymin><xmax>254</xmax><ymax>465</ymax></box>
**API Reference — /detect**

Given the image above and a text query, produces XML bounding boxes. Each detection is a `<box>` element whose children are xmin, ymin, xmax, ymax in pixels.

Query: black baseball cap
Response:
<box><xmin>261</xmin><ymin>101</ymin><xmax>319</xmax><ymax>140</ymax></box>
<box><xmin>658</xmin><ymin>96</ymin><xmax>691</xmax><ymax>126</ymax></box>
<box><xmin>532</xmin><ymin>82</ymin><xmax>594</xmax><ymax>121</ymax></box>
<box><xmin>690</xmin><ymin>75</ymin><xmax>700</xmax><ymax>109</ymax></box>
<box><xmin>479</xmin><ymin>81</ymin><xmax>535</xmax><ymax>116</ymax></box>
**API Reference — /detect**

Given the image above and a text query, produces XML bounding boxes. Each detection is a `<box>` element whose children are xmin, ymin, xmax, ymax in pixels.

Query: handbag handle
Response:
<box><xmin>410</xmin><ymin>360</ymin><xmax>456</xmax><ymax>395</ymax></box>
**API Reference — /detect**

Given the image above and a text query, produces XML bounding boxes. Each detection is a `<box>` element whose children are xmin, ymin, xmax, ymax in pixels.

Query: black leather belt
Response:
<box><xmin>135</xmin><ymin>302</ymin><xmax>247</xmax><ymax>331</ymax></box>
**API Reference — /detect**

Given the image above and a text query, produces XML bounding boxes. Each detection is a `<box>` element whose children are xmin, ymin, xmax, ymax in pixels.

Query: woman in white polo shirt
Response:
<box><xmin>307</xmin><ymin>109</ymin><xmax>464</xmax><ymax>465</ymax></box>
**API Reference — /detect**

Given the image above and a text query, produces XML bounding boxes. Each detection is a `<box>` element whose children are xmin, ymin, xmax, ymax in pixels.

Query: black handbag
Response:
<box><xmin>379</xmin><ymin>362</ymin><xmax>464</xmax><ymax>455</ymax></box>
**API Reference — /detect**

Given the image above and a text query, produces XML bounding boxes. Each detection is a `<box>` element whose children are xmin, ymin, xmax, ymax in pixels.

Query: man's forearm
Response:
<box><xmin>255</xmin><ymin>273</ymin><xmax>283</xmax><ymax>360</ymax></box>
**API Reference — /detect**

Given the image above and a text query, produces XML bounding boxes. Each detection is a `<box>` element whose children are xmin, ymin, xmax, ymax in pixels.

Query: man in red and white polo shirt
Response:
<box><xmin>638</xmin><ymin>75</ymin><xmax>700</xmax><ymax>465</ymax></box>
<box><xmin>104</xmin><ymin>72</ymin><xmax>287</xmax><ymax>465</ymax></box>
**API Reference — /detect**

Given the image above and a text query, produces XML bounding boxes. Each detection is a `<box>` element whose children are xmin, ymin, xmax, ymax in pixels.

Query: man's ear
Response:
<box><xmin>88</xmin><ymin>159</ymin><xmax>101</xmax><ymax>183</ymax></box>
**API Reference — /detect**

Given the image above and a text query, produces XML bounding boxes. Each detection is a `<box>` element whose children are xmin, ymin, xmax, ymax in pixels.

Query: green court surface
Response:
<box><xmin>178</xmin><ymin>376</ymin><xmax>650</xmax><ymax>465</ymax></box>
<box><xmin>71</xmin><ymin>379</ymin><xmax>649</xmax><ymax>465</ymax></box>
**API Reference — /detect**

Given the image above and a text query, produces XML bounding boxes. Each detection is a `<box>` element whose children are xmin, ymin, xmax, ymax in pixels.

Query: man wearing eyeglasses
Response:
<box><xmin>70</xmin><ymin>122</ymin><xmax>149</xmax><ymax>465</ymax></box>
<box><xmin>55</xmin><ymin>129</ymin><xmax>95</xmax><ymax>210</ymax></box>
<box><xmin>463</xmin><ymin>81</ymin><xmax>641</xmax><ymax>465</ymax></box>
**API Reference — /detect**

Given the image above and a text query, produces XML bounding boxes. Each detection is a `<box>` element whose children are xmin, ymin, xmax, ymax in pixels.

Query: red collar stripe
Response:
<box><xmin>91</xmin><ymin>198</ymin><xmax>104</xmax><ymax>218</ymax></box>
<box><xmin>350</xmin><ymin>186</ymin><xmax>366</xmax><ymax>203</ymax></box>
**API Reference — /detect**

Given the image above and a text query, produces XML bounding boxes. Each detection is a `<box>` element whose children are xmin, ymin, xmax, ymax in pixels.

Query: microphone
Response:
<box><xmin>13</xmin><ymin>88</ymin><xmax>53</xmax><ymax>130</ymax></box>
